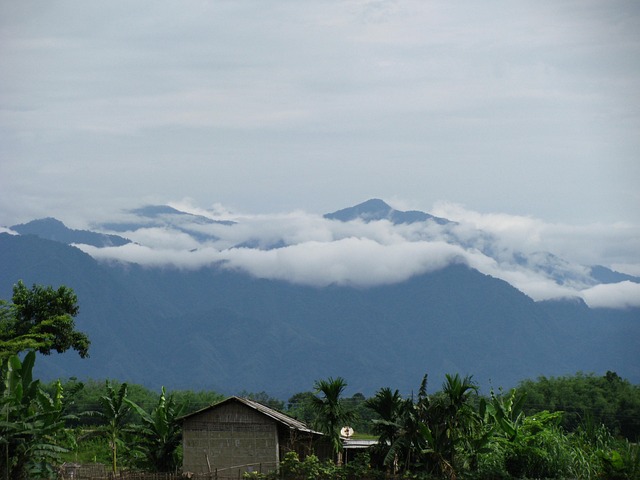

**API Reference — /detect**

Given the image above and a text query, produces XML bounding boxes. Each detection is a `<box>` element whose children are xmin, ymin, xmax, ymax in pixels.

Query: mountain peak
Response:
<box><xmin>356</xmin><ymin>198</ymin><xmax>393</xmax><ymax>211</ymax></box>
<box><xmin>11</xmin><ymin>218</ymin><xmax>131</xmax><ymax>248</ymax></box>
<box><xmin>130</xmin><ymin>205</ymin><xmax>187</xmax><ymax>217</ymax></box>
<box><xmin>12</xmin><ymin>217</ymin><xmax>66</xmax><ymax>231</ymax></box>
<box><xmin>324</xmin><ymin>199</ymin><xmax>450</xmax><ymax>225</ymax></box>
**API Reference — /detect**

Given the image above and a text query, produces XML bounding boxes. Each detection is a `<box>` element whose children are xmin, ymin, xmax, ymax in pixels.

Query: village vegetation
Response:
<box><xmin>1</xmin><ymin>283</ymin><xmax>639</xmax><ymax>479</ymax></box>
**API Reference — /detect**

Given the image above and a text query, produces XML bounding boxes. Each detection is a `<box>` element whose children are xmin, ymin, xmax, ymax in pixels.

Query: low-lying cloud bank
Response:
<box><xmin>72</xmin><ymin>202</ymin><xmax>640</xmax><ymax>310</ymax></box>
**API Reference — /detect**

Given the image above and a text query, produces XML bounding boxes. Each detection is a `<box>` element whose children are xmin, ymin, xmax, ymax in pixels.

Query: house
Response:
<box><xmin>342</xmin><ymin>437</ymin><xmax>378</xmax><ymax>463</ymax></box>
<box><xmin>181</xmin><ymin>396</ymin><xmax>328</xmax><ymax>476</ymax></box>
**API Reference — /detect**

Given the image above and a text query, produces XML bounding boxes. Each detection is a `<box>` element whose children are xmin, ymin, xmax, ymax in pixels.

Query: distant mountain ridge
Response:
<box><xmin>10</xmin><ymin>217</ymin><xmax>131</xmax><ymax>248</ymax></box>
<box><xmin>324</xmin><ymin>198</ymin><xmax>451</xmax><ymax>225</ymax></box>
<box><xmin>5</xmin><ymin>200</ymin><xmax>639</xmax><ymax>292</ymax></box>
<box><xmin>589</xmin><ymin>265</ymin><xmax>640</xmax><ymax>284</ymax></box>
<box><xmin>97</xmin><ymin>204</ymin><xmax>235</xmax><ymax>243</ymax></box>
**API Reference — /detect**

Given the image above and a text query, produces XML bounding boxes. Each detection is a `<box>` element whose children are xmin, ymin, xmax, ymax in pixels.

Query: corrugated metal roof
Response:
<box><xmin>179</xmin><ymin>396</ymin><xmax>323</xmax><ymax>436</ymax></box>
<box><xmin>342</xmin><ymin>438</ymin><xmax>378</xmax><ymax>449</ymax></box>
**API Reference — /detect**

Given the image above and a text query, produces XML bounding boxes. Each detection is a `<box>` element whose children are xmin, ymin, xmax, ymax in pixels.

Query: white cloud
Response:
<box><xmin>431</xmin><ymin>202</ymin><xmax>640</xmax><ymax>269</ymax></box>
<box><xmin>77</xmin><ymin>243</ymin><xmax>223</xmax><ymax>270</ymax></box>
<box><xmin>222</xmin><ymin>238</ymin><xmax>464</xmax><ymax>287</ymax></box>
<box><xmin>111</xmin><ymin>227</ymin><xmax>203</xmax><ymax>251</ymax></box>
<box><xmin>581</xmin><ymin>281</ymin><xmax>640</xmax><ymax>309</ymax></box>
<box><xmin>70</xmin><ymin>201</ymin><xmax>640</xmax><ymax>309</ymax></box>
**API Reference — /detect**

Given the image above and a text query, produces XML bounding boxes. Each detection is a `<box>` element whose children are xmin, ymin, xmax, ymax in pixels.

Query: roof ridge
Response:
<box><xmin>179</xmin><ymin>396</ymin><xmax>323</xmax><ymax>436</ymax></box>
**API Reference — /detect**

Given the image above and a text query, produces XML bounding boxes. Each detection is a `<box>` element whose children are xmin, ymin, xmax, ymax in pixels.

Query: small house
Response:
<box><xmin>181</xmin><ymin>396</ymin><xmax>328</xmax><ymax>476</ymax></box>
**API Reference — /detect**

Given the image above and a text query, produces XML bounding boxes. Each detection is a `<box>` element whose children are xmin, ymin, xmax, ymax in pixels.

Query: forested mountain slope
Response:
<box><xmin>1</xmin><ymin>232</ymin><xmax>638</xmax><ymax>398</ymax></box>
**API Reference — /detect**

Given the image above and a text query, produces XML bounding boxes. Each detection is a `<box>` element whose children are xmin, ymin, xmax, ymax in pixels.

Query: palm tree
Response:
<box><xmin>422</xmin><ymin>373</ymin><xmax>479</xmax><ymax>479</ymax></box>
<box><xmin>311</xmin><ymin>377</ymin><xmax>354</xmax><ymax>462</ymax></box>
<box><xmin>365</xmin><ymin>387</ymin><xmax>404</xmax><ymax>471</ymax></box>
<box><xmin>366</xmin><ymin>387</ymin><xmax>403</xmax><ymax>444</ymax></box>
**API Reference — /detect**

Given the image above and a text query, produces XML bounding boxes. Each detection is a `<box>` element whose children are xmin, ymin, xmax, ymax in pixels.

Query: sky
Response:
<box><xmin>1</xmin><ymin>1</ymin><xmax>639</xmax><ymax>296</ymax></box>
<box><xmin>1</xmin><ymin>0</ymin><xmax>639</xmax><ymax>222</ymax></box>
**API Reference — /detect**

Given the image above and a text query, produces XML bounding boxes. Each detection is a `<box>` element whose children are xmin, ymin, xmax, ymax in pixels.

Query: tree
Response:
<box><xmin>365</xmin><ymin>387</ymin><xmax>404</xmax><ymax>471</ymax></box>
<box><xmin>0</xmin><ymin>281</ymin><xmax>89</xmax><ymax>360</ymax></box>
<box><xmin>286</xmin><ymin>391</ymin><xmax>317</xmax><ymax>425</ymax></box>
<box><xmin>421</xmin><ymin>373</ymin><xmax>479</xmax><ymax>477</ymax></box>
<box><xmin>311</xmin><ymin>377</ymin><xmax>354</xmax><ymax>462</ymax></box>
<box><xmin>238</xmin><ymin>390</ymin><xmax>285</xmax><ymax>411</ymax></box>
<box><xmin>344</xmin><ymin>392</ymin><xmax>376</xmax><ymax>434</ymax></box>
<box><xmin>0</xmin><ymin>352</ymin><xmax>68</xmax><ymax>480</ymax></box>
<box><xmin>167</xmin><ymin>389</ymin><xmax>224</xmax><ymax>416</ymax></box>
<box><xmin>88</xmin><ymin>381</ymin><xmax>133</xmax><ymax>474</ymax></box>
<box><xmin>126</xmin><ymin>387</ymin><xmax>185</xmax><ymax>472</ymax></box>
<box><xmin>518</xmin><ymin>372</ymin><xmax>640</xmax><ymax>440</ymax></box>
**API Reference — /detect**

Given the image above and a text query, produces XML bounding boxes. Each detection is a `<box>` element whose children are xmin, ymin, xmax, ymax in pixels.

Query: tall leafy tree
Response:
<box><xmin>366</xmin><ymin>387</ymin><xmax>405</xmax><ymax>471</ymax></box>
<box><xmin>388</xmin><ymin>396</ymin><xmax>427</xmax><ymax>472</ymax></box>
<box><xmin>0</xmin><ymin>281</ymin><xmax>89</xmax><ymax>360</ymax></box>
<box><xmin>422</xmin><ymin>373</ymin><xmax>479</xmax><ymax>477</ymax></box>
<box><xmin>366</xmin><ymin>387</ymin><xmax>403</xmax><ymax>447</ymax></box>
<box><xmin>311</xmin><ymin>377</ymin><xmax>354</xmax><ymax>462</ymax></box>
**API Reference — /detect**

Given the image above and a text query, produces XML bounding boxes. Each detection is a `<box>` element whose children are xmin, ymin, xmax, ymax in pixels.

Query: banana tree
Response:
<box><xmin>487</xmin><ymin>388</ymin><xmax>527</xmax><ymax>441</ymax></box>
<box><xmin>0</xmin><ymin>351</ymin><xmax>67</xmax><ymax>480</ymax></box>
<box><xmin>86</xmin><ymin>381</ymin><xmax>132</xmax><ymax>474</ymax></box>
<box><xmin>126</xmin><ymin>386</ymin><xmax>185</xmax><ymax>472</ymax></box>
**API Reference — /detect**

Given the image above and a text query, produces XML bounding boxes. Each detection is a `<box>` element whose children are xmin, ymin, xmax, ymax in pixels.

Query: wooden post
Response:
<box><xmin>205</xmin><ymin>452</ymin><xmax>212</xmax><ymax>473</ymax></box>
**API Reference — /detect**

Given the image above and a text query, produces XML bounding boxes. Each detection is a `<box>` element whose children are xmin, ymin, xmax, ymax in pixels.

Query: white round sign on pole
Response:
<box><xmin>340</xmin><ymin>426</ymin><xmax>354</xmax><ymax>438</ymax></box>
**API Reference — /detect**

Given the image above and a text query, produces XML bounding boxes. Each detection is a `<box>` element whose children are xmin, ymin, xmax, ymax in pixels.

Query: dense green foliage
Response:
<box><xmin>239</xmin><ymin>390</ymin><xmax>286</xmax><ymax>411</ymax></box>
<box><xmin>0</xmin><ymin>352</ymin><xmax>69</xmax><ymax>480</ymax></box>
<box><xmin>288</xmin><ymin>390</ymin><xmax>374</xmax><ymax>435</ymax></box>
<box><xmin>518</xmin><ymin>371</ymin><xmax>640</xmax><ymax>440</ymax></box>
<box><xmin>7</xmin><ymin>364</ymin><xmax>640</xmax><ymax>479</ymax></box>
<box><xmin>126</xmin><ymin>387</ymin><xmax>185</xmax><ymax>472</ymax></box>
<box><xmin>0</xmin><ymin>281</ymin><xmax>90</xmax><ymax>359</ymax></box>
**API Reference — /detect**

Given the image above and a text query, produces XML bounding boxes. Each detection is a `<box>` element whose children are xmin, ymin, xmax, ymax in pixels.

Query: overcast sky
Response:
<box><xmin>1</xmin><ymin>1</ymin><xmax>639</xmax><ymax>225</ymax></box>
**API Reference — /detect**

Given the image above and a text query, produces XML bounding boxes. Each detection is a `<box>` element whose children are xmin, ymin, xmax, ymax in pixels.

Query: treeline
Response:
<box><xmin>43</xmin><ymin>370</ymin><xmax>640</xmax><ymax>442</ymax></box>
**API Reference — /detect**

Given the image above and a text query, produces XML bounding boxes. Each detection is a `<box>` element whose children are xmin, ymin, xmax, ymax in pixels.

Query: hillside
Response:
<box><xmin>1</xmin><ymin>232</ymin><xmax>638</xmax><ymax>398</ymax></box>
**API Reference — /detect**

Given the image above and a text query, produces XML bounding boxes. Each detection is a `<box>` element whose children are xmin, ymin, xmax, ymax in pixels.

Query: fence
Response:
<box><xmin>58</xmin><ymin>462</ymin><xmax>277</xmax><ymax>480</ymax></box>
<box><xmin>58</xmin><ymin>463</ymin><xmax>399</xmax><ymax>480</ymax></box>
<box><xmin>60</xmin><ymin>472</ymin><xmax>253</xmax><ymax>480</ymax></box>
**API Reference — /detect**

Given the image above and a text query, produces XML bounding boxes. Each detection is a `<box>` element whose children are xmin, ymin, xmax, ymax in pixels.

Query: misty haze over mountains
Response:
<box><xmin>6</xmin><ymin>198</ymin><xmax>638</xmax><ymax>309</ymax></box>
<box><xmin>1</xmin><ymin>199</ymin><xmax>638</xmax><ymax>397</ymax></box>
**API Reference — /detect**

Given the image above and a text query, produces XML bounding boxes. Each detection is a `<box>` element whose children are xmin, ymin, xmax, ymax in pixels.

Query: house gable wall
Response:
<box><xmin>182</xmin><ymin>402</ymin><xmax>279</xmax><ymax>475</ymax></box>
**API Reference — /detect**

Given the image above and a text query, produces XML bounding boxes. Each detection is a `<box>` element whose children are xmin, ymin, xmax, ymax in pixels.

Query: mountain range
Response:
<box><xmin>1</xmin><ymin>199</ymin><xmax>638</xmax><ymax>398</ymax></box>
